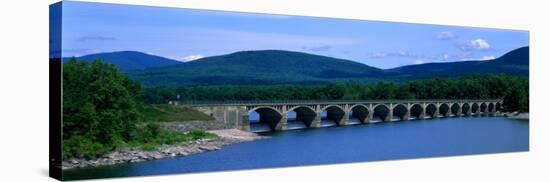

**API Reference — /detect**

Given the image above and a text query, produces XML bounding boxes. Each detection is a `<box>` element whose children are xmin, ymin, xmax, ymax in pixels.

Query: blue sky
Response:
<box><xmin>59</xmin><ymin>1</ymin><xmax>529</xmax><ymax>69</ymax></box>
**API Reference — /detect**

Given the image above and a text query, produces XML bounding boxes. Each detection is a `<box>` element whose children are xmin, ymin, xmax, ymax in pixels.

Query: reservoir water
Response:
<box><xmin>63</xmin><ymin>116</ymin><xmax>528</xmax><ymax>180</ymax></box>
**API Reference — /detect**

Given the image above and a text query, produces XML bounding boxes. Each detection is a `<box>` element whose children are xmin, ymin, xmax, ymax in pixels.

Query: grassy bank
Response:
<box><xmin>130</xmin><ymin>123</ymin><xmax>218</xmax><ymax>151</ymax></box>
<box><xmin>64</xmin><ymin>104</ymin><xmax>217</xmax><ymax>159</ymax></box>
<box><xmin>136</xmin><ymin>104</ymin><xmax>218</xmax><ymax>151</ymax></box>
<box><xmin>141</xmin><ymin>104</ymin><xmax>214</xmax><ymax>122</ymax></box>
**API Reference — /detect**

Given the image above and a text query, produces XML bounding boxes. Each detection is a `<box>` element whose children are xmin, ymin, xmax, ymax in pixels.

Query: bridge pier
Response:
<box><xmin>400</xmin><ymin>103</ymin><xmax>411</xmax><ymax>120</ymax></box>
<box><xmin>447</xmin><ymin>103</ymin><xmax>453</xmax><ymax>117</ymax></box>
<box><xmin>386</xmin><ymin>109</ymin><xmax>393</xmax><ymax>122</ymax></box>
<box><xmin>275</xmin><ymin>115</ymin><xmax>287</xmax><ymax>131</ymax></box>
<box><xmin>341</xmin><ymin>112</ymin><xmax>349</xmax><ymax>125</ymax></box>
<box><xmin>456</xmin><ymin>103</ymin><xmax>463</xmax><ymax>116</ymax></box>
<box><xmin>310</xmin><ymin>111</ymin><xmax>322</xmax><ymax>128</ymax></box>
<box><xmin>419</xmin><ymin>104</ymin><xmax>426</xmax><ymax>120</ymax></box>
<box><xmin>442</xmin><ymin>103</ymin><xmax>452</xmax><ymax>117</ymax></box>
<box><xmin>366</xmin><ymin>110</ymin><xmax>374</xmax><ymax>123</ymax></box>
<box><xmin>463</xmin><ymin>103</ymin><xmax>472</xmax><ymax>116</ymax></box>
<box><xmin>403</xmin><ymin>109</ymin><xmax>411</xmax><ymax>121</ymax></box>
<box><xmin>434</xmin><ymin>104</ymin><xmax>440</xmax><ymax>118</ymax></box>
<box><xmin>490</xmin><ymin>102</ymin><xmax>498</xmax><ymax>115</ymax></box>
<box><xmin>474</xmin><ymin>103</ymin><xmax>481</xmax><ymax>116</ymax></box>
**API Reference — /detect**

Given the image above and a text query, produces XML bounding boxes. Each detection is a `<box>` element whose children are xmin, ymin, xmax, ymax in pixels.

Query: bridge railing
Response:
<box><xmin>173</xmin><ymin>99</ymin><xmax>503</xmax><ymax>106</ymax></box>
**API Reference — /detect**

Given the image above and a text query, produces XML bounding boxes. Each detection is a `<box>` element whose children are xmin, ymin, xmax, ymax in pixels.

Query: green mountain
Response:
<box><xmin>383</xmin><ymin>47</ymin><xmax>529</xmax><ymax>80</ymax></box>
<box><xmin>72</xmin><ymin>47</ymin><xmax>528</xmax><ymax>87</ymax></box>
<box><xmin>129</xmin><ymin>50</ymin><xmax>383</xmax><ymax>86</ymax></box>
<box><xmin>64</xmin><ymin>51</ymin><xmax>183</xmax><ymax>72</ymax></box>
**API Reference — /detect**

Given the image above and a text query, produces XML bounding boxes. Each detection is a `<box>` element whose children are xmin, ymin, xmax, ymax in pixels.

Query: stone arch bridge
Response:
<box><xmin>175</xmin><ymin>99</ymin><xmax>502</xmax><ymax>132</ymax></box>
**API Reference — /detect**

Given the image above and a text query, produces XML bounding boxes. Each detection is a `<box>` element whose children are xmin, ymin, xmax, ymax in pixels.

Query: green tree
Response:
<box><xmin>63</xmin><ymin>59</ymin><xmax>141</xmax><ymax>158</ymax></box>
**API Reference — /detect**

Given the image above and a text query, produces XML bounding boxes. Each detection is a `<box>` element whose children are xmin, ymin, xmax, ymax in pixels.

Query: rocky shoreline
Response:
<box><xmin>62</xmin><ymin>129</ymin><xmax>269</xmax><ymax>170</ymax></box>
<box><xmin>503</xmin><ymin>112</ymin><xmax>529</xmax><ymax>120</ymax></box>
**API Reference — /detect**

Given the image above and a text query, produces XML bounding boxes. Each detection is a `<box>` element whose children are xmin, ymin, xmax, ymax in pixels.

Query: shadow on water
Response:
<box><xmin>250</xmin><ymin>123</ymin><xmax>271</xmax><ymax>133</ymax></box>
<box><xmin>320</xmin><ymin>120</ymin><xmax>337</xmax><ymax>127</ymax></box>
<box><xmin>347</xmin><ymin>118</ymin><xmax>362</xmax><ymax>125</ymax></box>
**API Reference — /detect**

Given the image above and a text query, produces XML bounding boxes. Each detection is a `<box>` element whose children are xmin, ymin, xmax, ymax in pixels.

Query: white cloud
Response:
<box><xmin>414</xmin><ymin>59</ymin><xmax>425</xmax><ymax>64</ymax></box>
<box><xmin>369</xmin><ymin>52</ymin><xmax>387</xmax><ymax>59</ymax></box>
<box><xmin>436</xmin><ymin>31</ymin><xmax>457</xmax><ymax>40</ymax></box>
<box><xmin>457</xmin><ymin>38</ymin><xmax>491</xmax><ymax>51</ymax></box>
<box><xmin>182</xmin><ymin>54</ymin><xmax>204</xmax><ymax>62</ymax></box>
<box><xmin>390</xmin><ymin>50</ymin><xmax>418</xmax><ymax>58</ymax></box>
<box><xmin>481</xmin><ymin>55</ymin><xmax>496</xmax><ymax>60</ymax></box>
<box><xmin>76</xmin><ymin>35</ymin><xmax>117</xmax><ymax>42</ymax></box>
<box><xmin>460</xmin><ymin>55</ymin><xmax>496</xmax><ymax>61</ymax></box>
<box><xmin>368</xmin><ymin>50</ymin><xmax>419</xmax><ymax>59</ymax></box>
<box><xmin>305</xmin><ymin>45</ymin><xmax>333</xmax><ymax>52</ymax></box>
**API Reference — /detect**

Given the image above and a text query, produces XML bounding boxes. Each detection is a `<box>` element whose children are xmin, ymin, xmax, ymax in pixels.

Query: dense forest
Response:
<box><xmin>142</xmin><ymin>74</ymin><xmax>529</xmax><ymax>112</ymax></box>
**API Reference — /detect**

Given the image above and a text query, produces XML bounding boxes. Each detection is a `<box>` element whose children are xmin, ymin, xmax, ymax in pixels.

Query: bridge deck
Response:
<box><xmin>176</xmin><ymin>99</ymin><xmax>502</xmax><ymax>106</ymax></box>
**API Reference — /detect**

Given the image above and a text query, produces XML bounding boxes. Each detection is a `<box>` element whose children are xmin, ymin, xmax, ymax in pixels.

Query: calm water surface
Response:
<box><xmin>64</xmin><ymin>116</ymin><xmax>529</xmax><ymax>180</ymax></box>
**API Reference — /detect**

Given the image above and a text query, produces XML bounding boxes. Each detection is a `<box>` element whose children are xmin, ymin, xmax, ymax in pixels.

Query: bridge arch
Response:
<box><xmin>480</xmin><ymin>103</ymin><xmax>488</xmax><ymax>113</ymax></box>
<box><xmin>461</xmin><ymin>103</ymin><xmax>470</xmax><ymax>116</ymax></box>
<box><xmin>425</xmin><ymin>103</ymin><xmax>438</xmax><ymax>118</ymax></box>
<box><xmin>495</xmin><ymin>102</ymin><xmax>502</xmax><ymax>112</ymax></box>
<box><xmin>285</xmin><ymin>106</ymin><xmax>317</xmax><ymax>129</ymax></box>
<box><xmin>287</xmin><ymin>105</ymin><xmax>316</xmax><ymax>114</ymax></box>
<box><xmin>248</xmin><ymin>106</ymin><xmax>283</xmax><ymax>131</ymax></box>
<box><xmin>348</xmin><ymin>104</ymin><xmax>369</xmax><ymax>124</ymax></box>
<box><xmin>451</xmin><ymin>103</ymin><xmax>461</xmax><ymax>116</ymax></box>
<box><xmin>249</xmin><ymin>106</ymin><xmax>282</xmax><ymax>114</ymax></box>
<box><xmin>409</xmin><ymin>104</ymin><xmax>424</xmax><ymax>120</ymax></box>
<box><xmin>320</xmin><ymin>105</ymin><xmax>345</xmax><ymax>113</ymax></box>
<box><xmin>320</xmin><ymin>105</ymin><xmax>346</xmax><ymax>126</ymax></box>
<box><xmin>392</xmin><ymin>104</ymin><xmax>408</xmax><ymax>121</ymax></box>
<box><xmin>439</xmin><ymin>103</ymin><xmax>450</xmax><ymax>117</ymax></box>
<box><xmin>471</xmin><ymin>103</ymin><xmax>480</xmax><ymax>114</ymax></box>
<box><xmin>372</xmin><ymin>104</ymin><xmax>391</xmax><ymax>122</ymax></box>
<box><xmin>488</xmin><ymin>102</ymin><xmax>495</xmax><ymax>112</ymax></box>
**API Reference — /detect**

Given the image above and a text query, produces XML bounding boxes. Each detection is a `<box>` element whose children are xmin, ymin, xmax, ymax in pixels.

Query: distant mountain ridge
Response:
<box><xmin>383</xmin><ymin>47</ymin><xmax>529</xmax><ymax>80</ymax></box>
<box><xmin>67</xmin><ymin>47</ymin><xmax>528</xmax><ymax>86</ymax></box>
<box><xmin>130</xmin><ymin>50</ymin><xmax>383</xmax><ymax>86</ymax></box>
<box><xmin>63</xmin><ymin>51</ymin><xmax>183</xmax><ymax>72</ymax></box>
